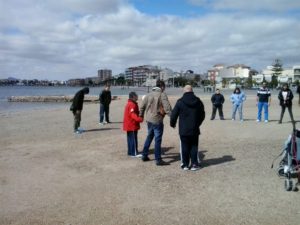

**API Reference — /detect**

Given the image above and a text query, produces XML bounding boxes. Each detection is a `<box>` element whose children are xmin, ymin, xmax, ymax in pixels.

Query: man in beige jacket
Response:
<box><xmin>139</xmin><ymin>80</ymin><xmax>172</xmax><ymax>166</ymax></box>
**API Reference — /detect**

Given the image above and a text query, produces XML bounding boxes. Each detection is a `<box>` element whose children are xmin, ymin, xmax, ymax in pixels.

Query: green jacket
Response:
<box><xmin>139</xmin><ymin>87</ymin><xmax>172</xmax><ymax>124</ymax></box>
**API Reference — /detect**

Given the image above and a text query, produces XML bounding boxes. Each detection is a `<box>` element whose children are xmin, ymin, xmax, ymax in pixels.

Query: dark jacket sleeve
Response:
<box><xmin>198</xmin><ymin>100</ymin><xmax>205</xmax><ymax>126</ymax></box>
<box><xmin>170</xmin><ymin>101</ymin><xmax>180</xmax><ymax>128</ymax></box>
<box><xmin>278</xmin><ymin>91</ymin><xmax>283</xmax><ymax>101</ymax></box>
<box><xmin>211</xmin><ymin>94</ymin><xmax>215</xmax><ymax>104</ymax></box>
<box><xmin>221</xmin><ymin>94</ymin><xmax>225</xmax><ymax>104</ymax></box>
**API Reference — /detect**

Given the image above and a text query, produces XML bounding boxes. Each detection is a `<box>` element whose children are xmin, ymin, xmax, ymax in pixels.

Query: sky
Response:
<box><xmin>1</xmin><ymin>0</ymin><xmax>300</xmax><ymax>80</ymax></box>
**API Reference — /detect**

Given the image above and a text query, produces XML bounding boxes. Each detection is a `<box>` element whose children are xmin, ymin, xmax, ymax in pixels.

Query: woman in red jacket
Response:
<box><xmin>123</xmin><ymin>92</ymin><xmax>143</xmax><ymax>157</ymax></box>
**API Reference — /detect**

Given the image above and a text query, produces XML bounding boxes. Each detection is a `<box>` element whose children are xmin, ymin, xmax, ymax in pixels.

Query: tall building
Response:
<box><xmin>125</xmin><ymin>65</ymin><xmax>160</xmax><ymax>85</ymax></box>
<box><xmin>98</xmin><ymin>69</ymin><xmax>112</xmax><ymax>82</ymax></box>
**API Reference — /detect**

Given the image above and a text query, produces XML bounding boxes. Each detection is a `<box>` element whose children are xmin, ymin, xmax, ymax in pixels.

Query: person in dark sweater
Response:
<box><xmin>256</xmin><ymin>82</ymin><xmax>271</xmax><ymax>122</ymax></box>
<box><xmin>99</xmin><ymin>85</ymin><xmax>112</xmax><ymax>125</ymax></box>
<box><xmin>278</xmin><ymin>84</ymin><xmax>295</xmax><ymax>124</ymax></box>
<box><xmin>170</xmin><ymin>85</ymin><xmax>205</xmax><ymax>171</ymax></box>
<box><xmin>70</xmin><ymin>87</ymin><xmax>89</xmax><ymax>133</ymax></box>
<box><xmin>210</xmin><ymin>89</ymin><xmax>225</xmax><ymax>120</ymax></box>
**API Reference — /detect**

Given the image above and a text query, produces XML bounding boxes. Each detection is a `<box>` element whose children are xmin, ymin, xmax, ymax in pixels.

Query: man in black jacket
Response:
<box><xmin>170</xmin><ymin>85</ymin><xmax>205</xmax><ymax>171</ymax></box>
<box><xmin>99</xmin><ymin>85</ymin><xmax>112</xmax><ymax>125</ymax></box>
<box><xmin>210</xmin><ymin>89</ymin><xmax>225</xmax><ymax>120</ymax></box>
<box><xmin>70</xmin><ymin>87</ymin><xmax>89</xmax><ymax>133</ymax></box>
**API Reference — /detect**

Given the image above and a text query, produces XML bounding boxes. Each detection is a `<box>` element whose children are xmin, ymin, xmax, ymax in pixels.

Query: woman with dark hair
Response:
<box><xmin>278</xmin><ymin>84</ymin><xmax>295</xmax><ymax>124</ymax></box>
<box><xmin>230</xmin><ymin>87</ymin><xmax>246</xmax><ymax>121</ymax></box>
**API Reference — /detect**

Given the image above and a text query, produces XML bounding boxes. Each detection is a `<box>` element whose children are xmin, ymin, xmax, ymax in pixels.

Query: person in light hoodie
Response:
<box><xmin>230</xmin><ymin>87</ymin><xmax>246</xmax><ymax>121</ymax></box>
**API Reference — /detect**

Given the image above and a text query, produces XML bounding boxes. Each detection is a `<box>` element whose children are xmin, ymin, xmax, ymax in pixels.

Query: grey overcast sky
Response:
<box><xmin>1</xmin><ymin>0</ymin><xmax>300</xmax><ymax>80</ymax></box>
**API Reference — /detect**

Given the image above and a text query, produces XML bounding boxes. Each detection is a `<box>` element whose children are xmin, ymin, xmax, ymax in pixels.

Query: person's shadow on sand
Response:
<box><xmin>199</xmin><ymin>150</ymin><xmax>236</xmax><ymax>167</ymax></box>
<box><xmin>84</xmin><ymin>128</ymin><xmax>120</xmax><ymax>133</ymax></box>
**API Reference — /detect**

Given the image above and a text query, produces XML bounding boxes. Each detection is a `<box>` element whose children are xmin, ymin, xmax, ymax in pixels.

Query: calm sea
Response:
<box><xmin>0</xmin><ymin>85</ymin><xmax>263</xmax><ymax>113</ymax></box>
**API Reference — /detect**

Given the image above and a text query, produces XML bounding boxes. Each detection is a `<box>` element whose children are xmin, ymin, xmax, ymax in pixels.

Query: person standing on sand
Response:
<box><xmin>123</xmin><ymin>92</ymin><xmax>143</xmax><ymax>157</ymax></box>
<box><xmin>230</xmin><ymin>87</ymin><xmax>246</xmax><ymax>121</ymax></box>
<box><xmin>70</xmin><ymin>87</ymin><xmax>89</xmax><ymax>134</ymax></box>
<box><xmin>170</xmin><ymin>85</ymin><xmax>205</xmax><ymax>171</ymax></box>
<box><xmin>139</xmin><ymin>80</ymin><xmax>172</xmax><ymax>166</ymax></box>
<box><xmin>278</xmin><ymin>84</ymin><xmax>295</xmax><ymax>124</ymax></box>
<box><xmin>99</xmin><ymin>84</ymin><xmax>112</xmax><ymax>125</ymax></box>
<box><xmin>296</xmin><ymin>84</ymin><xmax>300</xmax><ymax>105</ymax></box>
<box><xmin>256</xmin><ymin>82</ymin><xmax>271</xmax><ymax>123</ymax></box>
<box><xmin>210</xmin><ymin>88</ymin><xmax>225</xmax><ymax>120</ymax></box>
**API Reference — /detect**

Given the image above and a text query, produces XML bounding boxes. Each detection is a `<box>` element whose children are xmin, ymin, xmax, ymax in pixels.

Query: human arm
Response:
<box><xmin>170</xmin><ymin>101</ymin><xmax>179</xmax><ymax>128</ymax></box>
<box><xmin>211</xmin><ymin>94</ymin><xmax>215</xmax><ymax>104</ymax></box>
<box><xmin>221</xmin><ymin>95</ymin><xmax>225</xmax><ymax>104</ymax></box>
<box><xmin>108</xmin><ymin>91</ymin><xmax>112</xmax><ymax>104</ymax></box>
<box><xmin>139</xmin><ymin>96</ymin><xmax>147</xmax><ymax>117</ymax></box>
<box><xmin>161</xmin><ymin>93</ymin><xmax>172</xmax><ymax>116</ymax></box>
<box><xmin>130</xmin><ymin>111</ymin><xmax>143</xmax><ymax>123</ymax></box>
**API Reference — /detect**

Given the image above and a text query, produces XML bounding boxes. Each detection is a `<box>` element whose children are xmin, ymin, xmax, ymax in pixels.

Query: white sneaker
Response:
<box><xmin>256</xmin><ymin>119</ymin><xmax>260</xmax><ymax>122</ymax></box>
<box><xmin>99</xmin><ymin>122</ymin><xmax>105</xmax><ymax>125</ymax></box>
<box><xmin>103</xmin><ymin>121</ymin><xmax>108</xmax><ymax>124</ymax></box>
<box><xmin>232</xmin><ymin>118</ymin><xmax>235</xmax><ymax>121</ymax></box>
<box><xmin>183</xmin><ymin>167</ymin><xmax>189</xmax><ymax>171</ymax></box>
<box><xmin>264</xmin><ymin>120</ymin><xmax>268</xmax><ymax>123</ymax></box>
<box><xmin>240</xmin><ymin>119</ymin><xmax>244</xmax><ymax>122</ymax></box>
<box><xmin>135</xmin><ymin>154</ymin><xmax>143</xmax><ymax>158</ymax></box>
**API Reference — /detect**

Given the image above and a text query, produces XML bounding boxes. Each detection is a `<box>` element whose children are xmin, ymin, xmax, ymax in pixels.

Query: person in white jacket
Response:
<box><xmin>230</xmin><ymin>87</ymin><xmax>246</xmax><ymax>121</ymax></box>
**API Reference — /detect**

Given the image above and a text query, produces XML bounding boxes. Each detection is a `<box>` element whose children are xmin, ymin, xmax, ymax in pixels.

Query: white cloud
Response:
<box><xmin>0</xmin><ymin>0</ymin><xmax>300</xmax><ymax>80</ymax></box>
<box><xmin>188</xmin><ymin>0</ymin><xmax>300</xmax><ymax>12</ymax></box>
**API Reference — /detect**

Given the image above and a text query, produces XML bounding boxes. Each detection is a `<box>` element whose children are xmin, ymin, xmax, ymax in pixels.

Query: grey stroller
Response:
<box><xmin>272</xmin><ymin>123</ymin><xmax>300</xmax><ymax>191</ymax></box>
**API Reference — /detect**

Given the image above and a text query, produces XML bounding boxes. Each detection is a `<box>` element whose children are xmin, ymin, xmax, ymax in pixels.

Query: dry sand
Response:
<box><xmin>1</xmin><ymin>93</ymin><xmax>300</xmax><ymax>225</ymax></box>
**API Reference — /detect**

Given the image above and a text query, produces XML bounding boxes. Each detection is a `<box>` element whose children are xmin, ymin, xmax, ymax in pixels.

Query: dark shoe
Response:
<box><xmin>156</xmin><ymin>160</ymin><xmax>169</xmax><ymax>166</ymax></box>
<box><xmin>220</xmin><ymin>118</ymin><xmax>225</xmax><ymax>120</ymax></box>
<box><xmin>190</xmin><ymin>164</ymin><xmax>200</xmax><ymax>171</ymax></box>
<box><xmin>142</xmin><ymin>156</ymin><xmax>150</xmax><ymax>162</ymax></box>
<box><xmin>278</xmin><ymin>121</ymin><xmax>282</xmax><ymax>124</ymax></box>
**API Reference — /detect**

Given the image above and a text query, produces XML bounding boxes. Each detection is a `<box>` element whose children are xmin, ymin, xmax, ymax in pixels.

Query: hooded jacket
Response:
<box><xmin>70</xmin><ymin>87</ymin><xmax>89</xmax><ymax>111</ymax></box>
<box><xmin>123</xmin><ymin>99</ymin><xmax>143</xmax><ymax>131</ymax></box>
<box><xmin>170</xmin><ymin>92</ymin><xmax>205</xmax><ymax>136</ymax></box>
<box><xmin>230</xmin><ymin>92</ymin><xmax>246</xmax><ymax>106</ymax></box>
<box><xmin>139</xmin><ymin>87</ymin><xmax>172</xmax><ymax>124</ymax></box>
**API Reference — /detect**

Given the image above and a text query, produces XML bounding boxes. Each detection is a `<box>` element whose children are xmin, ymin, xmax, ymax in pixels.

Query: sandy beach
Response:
<box><xmin>1</xmin><ymin>92</ymin><xmax>300</xmax><ymax>225</ymax></box>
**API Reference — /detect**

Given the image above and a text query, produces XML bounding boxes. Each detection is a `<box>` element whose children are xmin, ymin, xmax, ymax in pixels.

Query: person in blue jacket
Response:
<box><xmin>230</xmin><ymin>87</ymin><xmax>246</xmax><ymax>121</ymax></box>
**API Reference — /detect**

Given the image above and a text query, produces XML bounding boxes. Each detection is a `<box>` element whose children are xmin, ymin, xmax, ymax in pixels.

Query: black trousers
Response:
<box><xmin>180</xmin><ymin>135</ymin><xmax>199</xmax><ymax>167</ymax></box>
<box><xmin>211</xmin><ymin>105</ymin><xmax>224</xmax><ymax>119</ymax></box>
<box><xmin>279</xmin><ymin>105</ymin><xmax>294</xmax><ymax>123</ymax></box>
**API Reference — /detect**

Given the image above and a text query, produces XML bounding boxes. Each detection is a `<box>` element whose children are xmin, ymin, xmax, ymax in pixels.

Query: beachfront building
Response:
<box><xmin>98</xmin><ymin>69</ymin><xmax>112</xmax><ymax>82</ymax></box>
<box><xmin>207</xmin><ymin>64</ymin><xmax>254</xmax><ymax>89</ymax></box>
<box><xmin>85</xmin><ymin>76</ymin><xmax>101</xmax><ymax>85</ymax></box>
<box><xmin>67</xmin><ymin>79</ymin><xmax>85</xmax><ymax>86</ymax></box>
<box><xmin>159</xmin><ymin>68</ymin><xmax>174</xmax><ymax>81</ymax></box>
<box><xmin>125</xmin><ymin>65</ymin><xmax>160</xmax><ymax>86</ymax></box>
<box><xmin>258</xmin><ymin>65</ymin><xmax>300</xmax><ymax>85</ymax></box>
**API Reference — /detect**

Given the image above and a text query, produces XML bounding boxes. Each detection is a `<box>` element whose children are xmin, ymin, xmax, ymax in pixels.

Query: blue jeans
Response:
<box><xmin>99</xmin><ymin>104</ymin><xmax>110</xmax><ymax>123</ymax></box>
<box><xmin>232</xmin><ymin>104</ymin><xmax>243</xmax><ymax>120</ymax></box>
<box><xmin>142</xmin><ymin>122</ymin><xmax>164</xmax><ymax>161</ymax></box>
<box><xmin>257</xmin><ymin>102</ymin><xmax>268</xmax><ymax>121</ymax></box>
<box><xmin>127</xmin><ymin>131</ymin><xmax>138</xmax><ymax>156</ymax></box>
